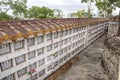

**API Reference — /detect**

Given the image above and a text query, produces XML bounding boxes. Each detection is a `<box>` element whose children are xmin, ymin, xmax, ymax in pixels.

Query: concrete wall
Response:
<box><xmin>101</xmin><ymin>22</ymin><xmax>120</xmax><ymax>80</ymax></box>
<box><xmin>107</xmin><ymin>22</ymin><xmax>119</xmax><ymax>38</ymax></box>
<box><xmin>0</xmin><ymin>22</ymin><xmax>108</xmax><ymax>80</ymax></box>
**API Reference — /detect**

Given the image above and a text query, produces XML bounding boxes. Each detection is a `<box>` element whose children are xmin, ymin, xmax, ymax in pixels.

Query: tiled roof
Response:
<box><xmin>0</xmin><ymin>18</ymin><xmax>109</xmax><ymax>43</ymax></box>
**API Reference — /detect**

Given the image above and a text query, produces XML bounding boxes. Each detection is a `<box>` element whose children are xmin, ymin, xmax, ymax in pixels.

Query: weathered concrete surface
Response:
<box><xmin>101</xmin><ymin>21</ymin><xmax>120</xmax><ymax>80</ymax></box>
<box><xmin>107</xmin><ymin>22</ymin><xmax>119</xmax><ymax>38</ymax></box>
<box><xmin>57</xmin><ymin>35</ymin><xmax>109</xmax><ymax>80</ymax></box>
<box><xmin>102</xmin><ymin>37</ymin><xmax>120</xmax><ymax>80</ymax></box>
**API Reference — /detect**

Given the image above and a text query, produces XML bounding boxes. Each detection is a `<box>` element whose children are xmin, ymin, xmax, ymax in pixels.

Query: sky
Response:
<box><xmin>7</xmin><ymin>0</ymin><xmax>120</xmax><ymax>17</ymax></box>
<box><xmin>27</xmin><ymin>0</ymin><xmax>99</xmax><ymax>17</ymax></box>
<box><xmin>27</xmin><ymin>0</ymin><xmax>120</xmax><ymax>17</ymax></box>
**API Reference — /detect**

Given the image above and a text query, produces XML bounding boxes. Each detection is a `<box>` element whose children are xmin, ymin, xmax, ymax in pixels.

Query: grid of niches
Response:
<box><xmin>88</xmin><ymin>22</ymin><xmax>109</xmax><ymax>44</ymax></box>
<box><xmin>0</xmin><ymin>26</ymin><xmax>87</xmax><ymax>80</ymax></box>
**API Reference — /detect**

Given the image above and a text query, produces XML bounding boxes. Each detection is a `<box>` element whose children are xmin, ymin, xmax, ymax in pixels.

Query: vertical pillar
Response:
<box><xmin>24</xmin><ymin>39</ymin><xmax>28</xmax><ymax>49</ymax></box>
<box><xmin>24</xmin><ymin>38</ymin><xmax>30</xmax><ymax>79</ymax></box>
<box><xmin>35</xmin><ymin>51</ymin><xmax>39</xmax><ymax>80</ymax></box>
<box><xmin>34</xmin><ymin>37</ymin><xmax>37</xmax><ymax>45</ymax></box>
<box><xmin>37</xmin><ymin>73</ymin><xmax>39</xmax><ymax>80</ymax></box>
<box><xmin>44</xmin><ymin>34</ymin><xmax>47</xmax><ymax>64</ymax></box>
<box><xmin>35</xmin><ymin>50</ymin><xmax>38</xmax><ymax>68</ymax></box>
<box><xmin>25</xmin><ymin>38</ymin><xmax>30</xmax><ymax>79</ymax></box>
<box><xmin>24</xmin><ymin>39</ymin><xmax>30</xmax><ymax>80</ymax></box>
<box><xmin>11</xmin><ymin>43</ymin><xmax>14</xmax><ymax>53</ymax></box>
<box><xmin>10</xmin><ymin>43</ymin><xmax>19</xmax><ymax>80</ymax></box>
<box><xmin>44</xmin><ymin>33</ymin><xmax>50</xmax><ymax>74</ymax></box>
<box><xmin>85</xmin><ymin>26</ymin><xmax>89</xmax><ymax>46</ymax></box>
<box><xmin>12</xmin><ymin>58</ymin><xmax>18</xmax><ymax>80</ymax></box>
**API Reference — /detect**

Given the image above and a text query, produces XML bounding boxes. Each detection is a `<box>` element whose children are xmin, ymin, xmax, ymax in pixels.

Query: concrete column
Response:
<box><xmin>12</xmin><ymin>58</ymin><xmax>16</xmax><ymax>67</ymax></box>
<box><xmin>24</xmin><ymin>39</ymin><xmax>29</xmax><ymax>78</ymax></box>
<box><xmin>37</xmin><ymin>73</ymin><xmax>39</xmax><ymax>80</ymax></box>
<box><xmin>34</xmin><ymin>37</ymin><xmax>37</xmax><ymax>45</ymax></box>
<box><xmin>14</xmin><ymin>72</ymin><xmax>18</xmax><ymax>80</ymax></box>
<box><xmin>24</xmin><ymin>39</ymin><xmax>28</xmax><ymax>49</ymax></box>
<box><xmin>11</xmin><ymin>43</ymin><xmax>14</xmax><ymax>53</ymax></box>
<box><xmin>25</xmin><ymin>50</ymin><xmax>29</xmax><ymax>79</ymax></box>
<box><xmin>44</xmin><ymin>34</ymin><xmax>48</xmax><ymax>64</ymax></box>
<box><xmin>51</xmin><ymin>32</ymin><xmax>54</xmax><ymax>44</ymax></box>
<box><xmin>85</xmin><ymin>26</ymin><xmax>89</xmax><ymax>46</ymax></box>
<box><xmin>12</xmin><ymin>58</ymin><xmax>18</xmax><ymax>80</ymax></box>
<box><xmin>35</xmin><ymin>50</ymin><xmax>38</xmax><ymax>68</ymax></box>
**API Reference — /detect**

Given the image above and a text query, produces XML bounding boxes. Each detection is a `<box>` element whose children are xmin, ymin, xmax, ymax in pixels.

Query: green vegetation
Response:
<box><xmin>96</xmin><ymin>0</ymin><xmax>115</xmax><ymax>17</ymax></box>
<box><xmin>0</xmin><ymin>12</ymin><xmax>13</xmax><ymax>20</ymax></box>
<box><xmin>81</xmin><ymin>0</ymin><xmax>119</xmax><ymax>17</ymax></box>
<box><xmin>71</xmin><ymin>10</ymin><xmax>92</xmax><ymax>18</ymax></box>
<box><xmin>27</xmin><ymin>6</ymin><xmax>54</xmax><ymax>19</ymax></box>
<box><xmin>26</xmin><ymin>7</ymin><xmax>63</xmax><ymax>19</ymax></box>
<box><xmin>109</xmin><ymin>0</ymin><xmax>120</xmax><ymax>7</ymax></box>
<box><xmin>0</xmin><ymin>0</ymin><xmax>63</xmax><ymax>20</ymax></box>
<box><xmin>0</xmin><ymin>0</ymin><xmax>120</xmax><ymax>20</ymax></box>
<box><xmin>0</xmin><ymin>0</ymin><xmax>27</xmax><ymax>19</ymax></box>
<box><xmin>81</xmin><ymin>0</ymin><xmax>94</xmax><ymax>18</ymax></box>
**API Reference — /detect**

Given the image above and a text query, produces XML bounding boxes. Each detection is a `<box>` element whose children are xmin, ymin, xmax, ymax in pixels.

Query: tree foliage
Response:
<box><xmin>96</xmin><ymin>0</ymin><xmax>115</xmax><ymax>17</ymax></box>
<box><xmin>0</xmin><ymin>12</ymin><xmax>13</xmax><ymax>20</ymax></box>
<box><xmin>109</xmin><ymin>0</ymin><xmax>120</xmax><ymax>7</ymax></box>
<box><xmin>71</xmin><ymin>10</ymin><xmax>92</xmax><ymax>18</ymax></box>
<box><xmin>81</xmin><ymin>0</ymin><xmax>94</xmax><ymax>18</ymax></box>
<box><xmin>0</xmin><ymin>0</ymin><xmax>27</xmax><ymax>18</ymax></box>
<box><xmin>27</xmin><ymin>6</ymin><xmax>54</xmax><ymax>19</ymax></box>
<box><xmin>27</xmin><ymin>6</ymin><xmax>63</xmax><ymax>19</ymax></box>
<box><xmin>53</xmin><ymin>9</ymin><xmax>63</xmax><ymax>18</ymax></box>
<box><xmin>81</xmin><ymin>0</ymin><xmax>94</xmax><ymax>3</ymax></box>
<box><xmin>0</xmin><ymin>0</ymin><xmax>63</xmax><ymax>20</ymax></box>
<box><xmin>81</xmin><ymin>0</ymin><xmax>116</xmax><ymax>17</ymax></box>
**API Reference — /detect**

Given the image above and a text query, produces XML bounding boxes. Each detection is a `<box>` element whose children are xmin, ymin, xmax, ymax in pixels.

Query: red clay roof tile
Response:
<box><xmin>0</xmin><ymin>18</ymin><xmax>109</xmax><ymax>43</ymax></box>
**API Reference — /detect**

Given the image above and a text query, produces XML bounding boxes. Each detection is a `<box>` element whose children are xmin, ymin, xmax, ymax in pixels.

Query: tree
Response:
<box><xmin>81</xmin><ymin>0</ymin><xmax>94</xmax><ymax>18</ymax></box>
<box><xmin>0</xmin><ymin>0</ymin><xmax>64</xmax><ymax>20</ymax></box>
<box><xmin>0</xmin><ymin>0</ymin><xmax>27</xmax><ymax>19</ymax></box>
<box><xmin>53</xmin><ymin>9</ymin><xmax>63</xmax><ymax>18</ymax></box>
<box><xmin>109</xmin><ymin>0</ymin><xmax>120</xmax><ymax>7</ymax></box>
<box><xmin>96</xmin><ymin>0</ymin><xmax>115</xmax><ymax>17</ymax></box>
<box><xmin>81</xmin><ymin>0</ymin><xmax>115</xmax><ymax>17</ymax></box>
<box><xmin>71</xmin><ymin>10</ymin><xmax>91</xmax><ymax>18</ymax></box>
<box><xmin>27</xmin><ymin>6</ymin><xmax>55</xmax><ymax>19</ymax></box>
<box><xmin>0</xmin><ymin>12</ymin><xmax>13</xmax><ymax>20</ymax></box>
<box><xmin>27</xmin><ymin>6</ymin><xmax>63</xmax><ymax>19</ymax></box>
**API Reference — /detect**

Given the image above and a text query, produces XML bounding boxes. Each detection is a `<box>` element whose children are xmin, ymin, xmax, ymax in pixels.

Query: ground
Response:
<box><xmin>57</xmin><ymin>35</ymin><xmax>109</xmax><ymax>80</ymax></box>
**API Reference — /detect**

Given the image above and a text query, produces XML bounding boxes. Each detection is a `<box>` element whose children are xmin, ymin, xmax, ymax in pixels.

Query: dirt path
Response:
<box><xmin>57</xmin><ymin>35</ymin><xmax>109</xmax><ymax>80</ymax></box>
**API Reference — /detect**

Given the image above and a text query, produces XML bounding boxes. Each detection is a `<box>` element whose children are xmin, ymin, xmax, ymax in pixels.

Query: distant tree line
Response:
<box><xmin>0</xmin><ymin>0</ymin><xmax>63</xmax><ymax>20</ymax></box>
<box><xmin>0</xmin><ymin>0</ymin><xmax>120</xmax><ymax>20</ymax></box>
<box><xmin>71</xmin><ymin>10</ymin><xmax>92</xmax><ymax>18</ymax></box>
<box><xmin>69</xmin><ymin>0</ymin><xmax>120</xmax><ymax>18</ymax></box>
